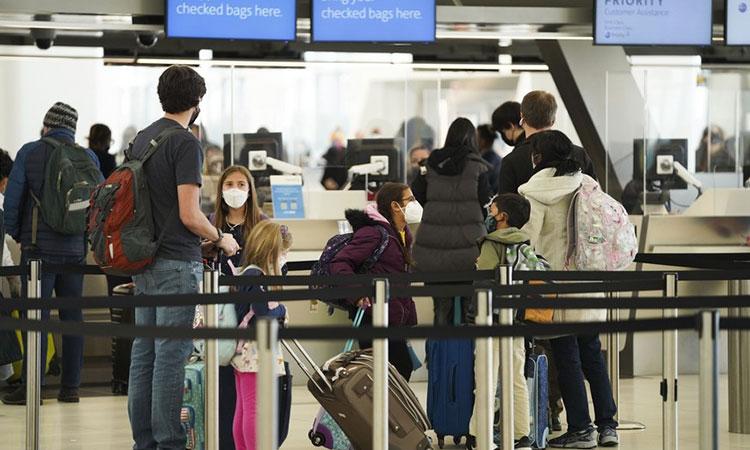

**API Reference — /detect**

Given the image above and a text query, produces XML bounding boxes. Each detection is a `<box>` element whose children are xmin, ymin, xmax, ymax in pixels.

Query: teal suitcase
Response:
<box><xmin>182</xmin><ymin>361</ymin><xmax>205</xmax><ymax>450</ymax></box>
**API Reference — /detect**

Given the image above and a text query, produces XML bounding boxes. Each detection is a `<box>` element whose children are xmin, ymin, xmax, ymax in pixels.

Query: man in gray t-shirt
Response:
<box><xmin>127</xmin><ymin>66</ymin><xmax>239</xmax><ymax>450</ymax></box>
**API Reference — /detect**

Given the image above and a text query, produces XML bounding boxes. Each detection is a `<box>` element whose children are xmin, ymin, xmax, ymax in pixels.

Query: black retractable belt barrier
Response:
<box><xmin>42</xmin><ymin>264</ymin><xmax>106</xmax><ymax>275</ymax></box>
<box><xmin>513</xmin><ymin>271</ymin><xmax>665</xmax><ymax>282</ymax></box>
<box><xmin>0</xmin><ymin>266</ymin><xmax>26</xmax><ymax>277</ymax></box>
<box><xmin>0</xmin><ymin>315</ymin><xmax>704</xmax><ymax>340</ymax></box>
<box><xmin>635</xmin><ymin>253</ymin><xmax>750</xmax><ymax>271</ymax></box>
<box><xmin>220</xmin><ymin>269</ymin><xmax>495</xmax><ymax>287</ymax></box>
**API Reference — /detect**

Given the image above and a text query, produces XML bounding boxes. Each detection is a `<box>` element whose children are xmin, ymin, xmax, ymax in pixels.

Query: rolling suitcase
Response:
<box><xmin>527</xmin><ymin>353</ymin><xmax>550</xmax><ymax>449</ymax></box>
<box><xmin>284</xmin><ymin>340</ymin><xmax>432</xmax><ymax>450</ymax></box>
<box><xmin>111</xmin><ymin>282</ymin><xmax>135</xmax><ymax>394</ymax></box>
<box><xmin>426</xmin><ymin>297</ymin><xmax>475</xmax><ymax>449</ymax></box>
<box><xmin>182</xmin><ymin>361</ymin><xmax>206</xmax><ymax>450</ymax></box>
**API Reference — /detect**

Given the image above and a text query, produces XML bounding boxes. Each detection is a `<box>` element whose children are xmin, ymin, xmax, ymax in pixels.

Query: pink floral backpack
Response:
<box><xmin>566</xmin><ymin>175</ymin><xmax>637</xmax><ymax>271</ymax></box>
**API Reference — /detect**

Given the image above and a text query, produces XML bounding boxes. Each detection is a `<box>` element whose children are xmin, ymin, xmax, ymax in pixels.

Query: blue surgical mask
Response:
<box><xmin>485</xmin><ymin>214</ymin><xmax>498</xmax><ymax>233</ymax></box>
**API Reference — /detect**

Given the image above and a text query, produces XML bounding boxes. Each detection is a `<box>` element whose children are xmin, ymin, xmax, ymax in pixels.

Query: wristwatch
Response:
<box><xmin>212</xmin><ymin>227</ymin><xmax>223</xmax><ymax>244</ymax></box>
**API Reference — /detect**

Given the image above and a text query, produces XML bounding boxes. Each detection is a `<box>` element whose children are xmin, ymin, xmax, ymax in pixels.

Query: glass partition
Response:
<box><xmin>607</xmin><ymin>64</ymin><xmax>750</xmax><ymax>216</ymax></box>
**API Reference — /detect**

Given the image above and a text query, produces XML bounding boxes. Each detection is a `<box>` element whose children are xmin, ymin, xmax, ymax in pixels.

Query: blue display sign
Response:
<box><xmin>594</xmin><ymin>0</ymin><xmax>712</xmax><ymax>46</ymax></box>
<box><xmin>166</xmin><ymin>0</ymin><xmax>296</xmax><ymax>41</ymax></box>
<box><xmin>312</xmin><ymin>0</ymin><xmax>436</xmax><ymax>43</ymax></box>
<box><xmin>270</xmin><ymin>176</ymin><xmax>305</xmax><ymax>219</ymax></box>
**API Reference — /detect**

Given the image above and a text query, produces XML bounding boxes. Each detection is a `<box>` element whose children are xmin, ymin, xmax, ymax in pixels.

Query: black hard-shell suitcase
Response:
<box><xmin>111</xmin><ymin>282</ymin><xmax>134</xmax><ymax>395</ymax></box>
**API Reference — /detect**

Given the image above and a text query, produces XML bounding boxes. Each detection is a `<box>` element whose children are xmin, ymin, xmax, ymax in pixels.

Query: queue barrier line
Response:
<box><xmin>13</xmin><ymin>262</ymin><xmax>747</xmax><ymax>285</ymax></box>
<box><xmin>3</xmin><ymin>287</ymin><xmax>750</xmax><ymax>312</ymax></box>
<box><xmin>0</xmin><ymin>315</ymin><xmax>701</xmax><ymax>341</ymax></box>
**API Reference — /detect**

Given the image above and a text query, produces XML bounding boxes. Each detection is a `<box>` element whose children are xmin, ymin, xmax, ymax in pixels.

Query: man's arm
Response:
<box><xmin>177</xmin><ymin>184</ymin><xmax>239</xmax><ymax>255</ymax></box>
<box><xmin>497</xmin><ymin>155</ymin><xmax>517</xmax><ymax>194</ymax></box>
<box><xmin>3</xmin><ymin>147</ymin><xmax>29</xmax><ymax>240</ymax></box>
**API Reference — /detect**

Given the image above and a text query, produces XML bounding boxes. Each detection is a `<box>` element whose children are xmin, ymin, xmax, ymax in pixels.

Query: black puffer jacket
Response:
<box><xmin>411</xmin><ymin>145</ymin><xmax>492</xmax><ymax>273</ymax></box>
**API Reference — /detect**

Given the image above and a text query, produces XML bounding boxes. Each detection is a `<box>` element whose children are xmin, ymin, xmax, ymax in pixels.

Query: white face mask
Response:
<box><xmin>222</xmin><ymin>188</ymin><xmax>248</xmax><ymax>209</ymax></box>
<box><xmin>400</xmin><ymin>201</ymin><xmax>423</xmax><ymax>224</ymax></box>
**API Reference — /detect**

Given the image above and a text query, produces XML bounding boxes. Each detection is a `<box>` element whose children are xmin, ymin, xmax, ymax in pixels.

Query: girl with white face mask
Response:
<box><xmin>204</xmin><ymin>165</ymin><xmax>267</xmax><ymax>450</ymax></box>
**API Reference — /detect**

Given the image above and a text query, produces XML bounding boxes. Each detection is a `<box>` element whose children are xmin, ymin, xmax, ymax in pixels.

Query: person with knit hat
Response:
<box><xmin>2</xmin><ymin>101</ymin><xmax>103</xmax><ymax>406</ymax></box>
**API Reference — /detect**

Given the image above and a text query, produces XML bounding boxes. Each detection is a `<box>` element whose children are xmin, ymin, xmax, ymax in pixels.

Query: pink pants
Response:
<box><xmin>233</xmin><ymin>371</ymin><xmax>257</xmax><ymax>450</ymax></box>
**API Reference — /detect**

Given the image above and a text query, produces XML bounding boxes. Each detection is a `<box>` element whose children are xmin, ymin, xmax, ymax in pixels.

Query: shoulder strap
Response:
<box><xmin>360</xmin><ymin>225</ymin><xmax>390</xmax><ymax>272</ymax></box>
<box><xmin>130</xmin><ymin>127</ymin><xmax>184</xmax><ymax>164</ymax></box>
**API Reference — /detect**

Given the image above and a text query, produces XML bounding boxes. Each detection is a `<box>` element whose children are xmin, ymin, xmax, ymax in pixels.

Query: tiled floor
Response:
<box><xmin>0</xmin><ymin>375</ymin><xmax>748</xmax><ymax>449</ymax></box>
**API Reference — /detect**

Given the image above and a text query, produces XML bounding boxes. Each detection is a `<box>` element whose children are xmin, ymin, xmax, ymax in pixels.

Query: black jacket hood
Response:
<box><xmin>344</xmin><ymin>209</ymin><xmax>379</xmax><ymax>232</ymax></box>
<box><xmin>427</xmin><ymin>145</ymin><xmax>488</xmax><ymax>176</ymax></box>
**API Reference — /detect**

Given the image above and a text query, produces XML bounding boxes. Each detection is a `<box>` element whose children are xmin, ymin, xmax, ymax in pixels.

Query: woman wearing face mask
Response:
<box><xmin>330</xmin><ymin>182</ymin><xmax>421</xmax><ymax>380</ymax></box>
<box><xmin>204</xmin><ymin>165</ymin><xmax>267</xmax><ymax>277</ymax></box>
<box><xmin>205</xmin><ymin>165</ymin><xmax>266</xmax><ymax>450</ymax></box>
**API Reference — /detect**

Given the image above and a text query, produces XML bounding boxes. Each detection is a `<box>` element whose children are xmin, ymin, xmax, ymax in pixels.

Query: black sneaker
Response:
<box><xmin>597</xmin><ymin>427</ymin><xmax>619</xmax><ymax>447</ymax></box>
<box><xmin>57</xmin><ymin>387</ymin><xmax>80</xmax><ymax>403</ymax></box>
<box><xmin>1</xmin><ymin>386</ymin><xmax>42</xmax><ymax>406</ymax></box>
<box><xmin>515</xmin><ymin>436</ymin><xmax>534</xmax><ymax>449</ymax></box>
<box><xmin>548</xmin><ymin>429</ymin><xmax>596</xmax><ymax>449</ymax></box>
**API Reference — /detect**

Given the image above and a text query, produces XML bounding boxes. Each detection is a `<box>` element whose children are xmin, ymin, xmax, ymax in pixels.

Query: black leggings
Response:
<box><xmin>356</xmin><ymin>314</ymin><xmax>413</xmax><ymax>381</ymax></box>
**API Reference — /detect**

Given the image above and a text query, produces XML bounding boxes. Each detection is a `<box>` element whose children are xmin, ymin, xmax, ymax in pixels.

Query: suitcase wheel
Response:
<box><xmin>309</xmin><ymin>430</ymin><xmax>326</xmax><ymax>447</ymax></box>
<box><xmin>454</xmin><ymin>436</ymin><xmax>463</xmax><ymax>446</ymax></box>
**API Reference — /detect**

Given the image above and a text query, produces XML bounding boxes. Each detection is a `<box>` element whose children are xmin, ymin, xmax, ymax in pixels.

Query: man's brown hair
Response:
<box><xmin>521</xmin><ymin>90</ymin><xmax>557</xmax><ymax>130</ymax></box>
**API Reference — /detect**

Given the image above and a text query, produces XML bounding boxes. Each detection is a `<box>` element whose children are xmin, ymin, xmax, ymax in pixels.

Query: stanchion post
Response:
<box><xmin>26</xmin><ymin>259</ymin><xmax>42</xmax><ymax>450</ymax></box>
<box><xmin>372</xmin><ymin>278</ymin><xmax>389</xmax><ymax>450</ymax></box>
<box><xmin>475</xmin><ymin>287</ymin><xmax>494</xmax><ymax>450</ymax></box>
<box><xmin>699</xmin><ymin>310</ymin><xmax>719</xmax><ymax>450</ymax></box>
<box><xmin>608</xmin><ymin>294</ymin><xmax>646</xmax><ymax>431</ymax></box>
<box><xmin>499</xmin><ymin>265</ymin><xmax>514</xmax><ymax>450</ymax></box>
<box><xmin>202</xmin><ymin>269</ymin><xmax>220</xmax><ymax>450</ymax></box>
<box><xmin>257</xmin><ymin>318</ymin><xmax>279</xmax><ymax>450</ymax></box>
<box><xmin>662</xmin><ymin>273</ymin><xmax>679</xmax><ymax>450</ymax></box>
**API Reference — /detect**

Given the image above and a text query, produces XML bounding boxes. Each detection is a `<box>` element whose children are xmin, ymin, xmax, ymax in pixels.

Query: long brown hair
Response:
<box><xmin>241</xmin><ymin>221</ymin><xmax>293</xmax><ymax>278</ymax></box>
<box><xmin>213</xmin><ymin>165</ymin><xmax>263</xmax><ymax>244</ymax></box>
<box><xmin>375</xmin><ymin>182</ymin><xmax>413</xmax><ymax>267</ymax></box>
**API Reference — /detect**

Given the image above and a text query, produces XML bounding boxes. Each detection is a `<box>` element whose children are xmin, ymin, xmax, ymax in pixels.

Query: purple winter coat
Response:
<box><xmin>330</xmin><ymin>205</ymin><xmax>418</xmax><ymax>327</ymax></box>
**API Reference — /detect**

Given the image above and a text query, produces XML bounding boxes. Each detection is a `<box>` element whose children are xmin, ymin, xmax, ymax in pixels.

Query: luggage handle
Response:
<box><xmin>281</xmin><ymin>339</ymin><xmax>333</xmax><ymax>393</ymax></box>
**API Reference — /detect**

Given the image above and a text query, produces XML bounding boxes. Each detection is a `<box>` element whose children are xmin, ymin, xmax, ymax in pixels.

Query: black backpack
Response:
<box><xmin>30</xmin><ymin>138</ymin><xmax>101</xmax><ymax>244</ymax></box>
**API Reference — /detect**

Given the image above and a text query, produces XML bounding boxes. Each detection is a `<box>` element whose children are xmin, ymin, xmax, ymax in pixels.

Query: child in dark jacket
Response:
<box><xmin>330</xmin><ymin>182</ymin><xmax>422</xmax><ymax>380</ymax></box>
<box><xmin>231</xmin><ymin>221</ymin><xmax>292</xmax><ymax>450</ymax></box>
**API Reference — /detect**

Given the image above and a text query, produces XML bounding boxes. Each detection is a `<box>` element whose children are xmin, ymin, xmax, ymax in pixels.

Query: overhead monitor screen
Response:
<box><xmin>312</xmin><ymin>0</ymin><xmax>436</xmax><ymax>43</ymax></box>
<box><xmin>594</xmin><ymin>0</ymin><xmax>712</xmax><ymax>46</ymax></box>
<box><xmin>726</xmin><ymin>0</ymin><xmax>750</xmax><ymax>45</ymax></box>
<box><xmin>166</xmin><ymin>0</ymin><xmax>296</xmax><ymax>41</ymax></box>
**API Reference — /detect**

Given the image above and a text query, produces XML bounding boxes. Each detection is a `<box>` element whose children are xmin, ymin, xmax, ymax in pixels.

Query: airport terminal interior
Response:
<box><xmin>1</xmin><ymin>0</ymin><xmax>750</xmax><ymax>449</ymax></box>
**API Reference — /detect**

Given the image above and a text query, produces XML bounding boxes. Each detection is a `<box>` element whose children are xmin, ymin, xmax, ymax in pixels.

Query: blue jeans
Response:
<box><xmin>551</xmin><ymin>334</ymin><xmax>618</xmax><ymax>433</ymax></box>
<box><xmin>20</xmin><ymin>253</ymin><xmax>85</xmax><ymax>389</ymax></box>
<box><xmin>128</xmin><ymin>259</ymin><xmax>203</xmax><ymax>450</ymax></box>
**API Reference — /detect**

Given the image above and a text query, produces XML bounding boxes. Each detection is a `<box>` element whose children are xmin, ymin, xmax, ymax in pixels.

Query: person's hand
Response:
<box><xmin>216</xmin><ymin>234</ymin><xmax>240</xmax><ymax>256</ymax></box>
<box><xmin>356</xmin><ymin>297</ymin><xmax>372</xmax><ymax>309</ymax></box>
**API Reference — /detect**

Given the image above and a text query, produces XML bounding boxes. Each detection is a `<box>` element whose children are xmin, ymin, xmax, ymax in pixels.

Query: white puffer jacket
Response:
<box><xmin>519</xmin><ymin>168</ymin><xmax>606</xmax><ymax>323</ymax></box>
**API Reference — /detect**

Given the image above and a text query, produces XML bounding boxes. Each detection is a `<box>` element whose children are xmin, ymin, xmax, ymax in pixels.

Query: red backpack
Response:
<box><xmin>88</xmin><ymin>127</ymin><xmax>182</xmax><ymax>276</ymax></box>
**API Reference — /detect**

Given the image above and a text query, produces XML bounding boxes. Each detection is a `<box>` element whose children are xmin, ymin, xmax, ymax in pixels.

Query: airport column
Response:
<box><xmin>372</xmin><ymin>278</ymin><xmax>390</xmax><ymax>450</ymax></box>
<box><xmin>26</xmin><ymin>259</ymin><xmax>42</xmax><ymax>450</ymax></box>
<box><xmin>202</xmin><ymin>269</ymin><xmax>220</xmax><ymax>450</ymax></box>
<box><xmin>662</xmin><ymin>273</ymin><xmax>679</xmax><ymax>450</ymax></box>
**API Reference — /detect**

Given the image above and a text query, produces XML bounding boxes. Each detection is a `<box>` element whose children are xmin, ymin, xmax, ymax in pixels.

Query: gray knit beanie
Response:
<box><xmin>43</xmin><ymin>102</ymin><xmax>78</xmax><ymax>134</ymax></box>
